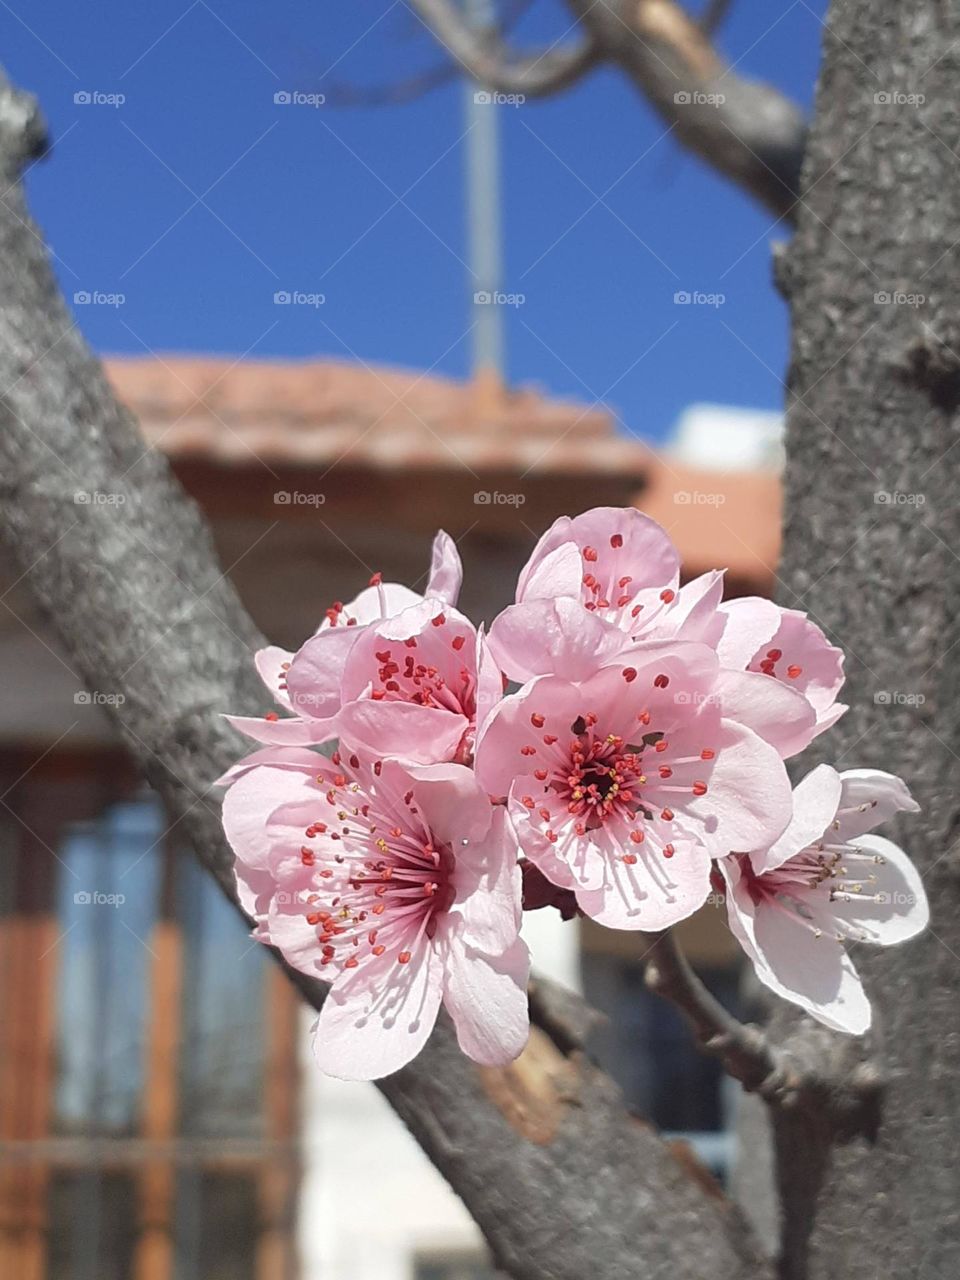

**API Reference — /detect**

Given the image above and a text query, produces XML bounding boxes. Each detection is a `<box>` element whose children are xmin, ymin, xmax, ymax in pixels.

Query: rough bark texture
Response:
<box><xmin>0</xmin><ymin>71</ymin><xmax>771</xmax><ymax>1280</ymax></box>
<box><xmin>774</xmin><ymin>2</ymin><xmax>960</xmax><ymax>1276</ymax></box>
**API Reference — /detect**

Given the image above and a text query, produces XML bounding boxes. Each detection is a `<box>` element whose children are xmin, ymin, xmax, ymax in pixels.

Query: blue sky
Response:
<box><xmin>5</xmin><ymin>0</ymin><xmax>827</xmax><ymax>443</ymax></box>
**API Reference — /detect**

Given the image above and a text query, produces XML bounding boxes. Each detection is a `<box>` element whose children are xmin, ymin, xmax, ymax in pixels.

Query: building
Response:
<box><xmin>0</xmin><ymin>357</ymin><xmax>781</xmax><ymax>1280</ymax></box>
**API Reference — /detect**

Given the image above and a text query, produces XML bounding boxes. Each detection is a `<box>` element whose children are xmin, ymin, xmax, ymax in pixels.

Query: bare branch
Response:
<box><xmin>564</xmin><ymin>0</ymin><xmax>805</xmax><ymax>218</ymax></box>
<box><xmin>0</xmin><ymin>71</ymin><xmax>771</xmax><ymax>1280</ymax></box>
<box><xmin>644</xmin><ymin>930</ymin><xmax>786</xmax><ymax>1097</ymax></box>
<box><xmin>644</xmin><ymin>931</ymin><xmax>882</xmax><ymax>1136</ymax></box>
<box><xmin>325</xmin><ymin>0</ymin><xmax>539</xmax><ymax>107</ymax></box>
<box><xmin>408</xmin><ymin>0</ymin><xmax>601</xmax><ymax>96</ymax></box>
<box><xmin>699</xmin><ymin>0</ymin><xmax>735</xmax><ymax>35</ymax></box>
<box><xmin>408</xmin><ymin>0</ymin><xmax>805</xmax><ymax>216</ymax></box>
<box><xmin>323</xmin><ymin>61</ymin><xmax>460</xmax><ymax>108</ymax></box>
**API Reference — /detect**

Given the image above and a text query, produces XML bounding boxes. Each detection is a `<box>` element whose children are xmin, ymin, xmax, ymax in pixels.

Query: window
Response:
<box><xmin>581</xmin><ymin>941</ymin><xmax>742</xmax><ymax>1179</ymax></box>
<box><xmin>0</xmin><ymin>757</ymin><xmax>301</xmax><ymax>1280</ymax></box>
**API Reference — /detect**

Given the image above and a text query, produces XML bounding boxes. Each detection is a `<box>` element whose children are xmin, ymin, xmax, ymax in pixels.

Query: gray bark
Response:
<box><xmin>772</xmin><ymin>2</ymin><xmax>960</xmax><ymax>1276</ymax></box>
<box><xmin>0</xmin><ymin>71</ymin><xmax>769</xmax><ymax>1280</ymax></box>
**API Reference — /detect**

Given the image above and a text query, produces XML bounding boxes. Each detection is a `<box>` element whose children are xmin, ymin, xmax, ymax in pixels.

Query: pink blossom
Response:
<box><xmin>221</xmin><ymin>748</ymin><xmax>529</xmax><ymax>1080</ymax></box>
<box><xmin>226</xmin><ymin>531</ymin><xmax>462</xmax><ymax>749</ymax></box>
<box><xmin>474</xmin><ymin>642</ymin><xmax>793</xmax><ymax>931</ymax></box>
<box><xmin>719</xmin><ymin>764</ymin><xmax>926</xmax><ymax>1034</ymax></box>
<box><xmin>319</xmin><ymin>597</ymin><xmax>502</xmax><ymax>765</ymax></box>
<box><xmin>717</xmin><ymin>597</ymin><xmax>847</xmax><ymax>747</ymax></box>
<box><xmin>488</xmin><ymin>507</ymin><xmax>726</xmax><ymax>683</ymax></box>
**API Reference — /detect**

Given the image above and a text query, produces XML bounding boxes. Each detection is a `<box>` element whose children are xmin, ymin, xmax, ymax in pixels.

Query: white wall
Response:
<box><xmin>297</xmin><ymin>908</ymin><xmax>580</xmax><ymax>1280</ymax></box>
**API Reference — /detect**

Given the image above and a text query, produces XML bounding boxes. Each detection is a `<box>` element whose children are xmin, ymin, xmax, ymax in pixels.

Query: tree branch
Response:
<box><xmin>0</xmin><ymin>71</ymin><xmax>771</xmax><ymax>1280</ymax></box>
<box><xmin>408</xmin><ymin>0</ymin><xmax>805</xmax><ymax>217</ymax></box>
<box><xmin>324</xmin><ymin>0</ymin><xmax>539</xmax><ymax>107</ymax></box>
<box><xmin>409</xmin><ymin>0</ymin><xmax>602</xmax><ymax>97</ymax></box>
<box><xmin>644</xmin><ymin>931</ymin><xmax>785</xmax><ymax>1097</ymax></box>
<box><xmin>644</xmin><ymin>931</ymin><xmax>882</xmax><ymax>1137</ymax></box>
<box><xmin>566</xmin><ymin>0</ymin><xmax>805</xmax><ymax>218</ymax></box>
<box><xmin>699</xmin><ymin>0</ymin><xmax>734</xmax><ymax>35</ymax></box>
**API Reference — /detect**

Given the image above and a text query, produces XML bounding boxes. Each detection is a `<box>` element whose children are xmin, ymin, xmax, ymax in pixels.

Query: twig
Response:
<box><xmin>409</xmin><ymin>0</ymin><xmax>601</xmax><ymax>96</ymax></box>
<box><xmin>643</xmin><ymin>931</ymin><xmax>883</xmax><ymax>1136</ymax></box>
<box><xmin>644</xmin><ymin>930</ymin><xmax>788</xmax><ymax>1098</ymax></box>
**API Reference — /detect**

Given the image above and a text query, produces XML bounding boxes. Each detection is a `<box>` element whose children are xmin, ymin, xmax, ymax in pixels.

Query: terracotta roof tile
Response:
<box><xmin>103</xmin><ymin>354</ymin><xmax>779</xmax><ymax>592</ymax></box>
<box><xmin>104</xmin><ymin>356</ymin><xmax>649</xmax><ymax>478</ymax></box>
<box><xmin>636</xmin><ymin>456</ymin><xmax>781</xmax><ymax>593</ymax></box>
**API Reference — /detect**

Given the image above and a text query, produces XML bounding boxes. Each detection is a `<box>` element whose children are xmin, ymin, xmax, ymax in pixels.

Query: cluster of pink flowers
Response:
<box><xmin>220</xmin><ymin>508</ymin><xmax>928</xmax><ymax>1079</ymax></box>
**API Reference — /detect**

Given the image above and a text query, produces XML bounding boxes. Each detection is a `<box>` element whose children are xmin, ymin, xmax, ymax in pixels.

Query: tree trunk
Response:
<box><xmin>774</xmin><ymin>1</ymin><xmax>960</xmax><ymax>1275</ymax></box>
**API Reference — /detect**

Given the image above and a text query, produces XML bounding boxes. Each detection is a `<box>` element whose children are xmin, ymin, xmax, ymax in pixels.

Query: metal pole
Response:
<box><xmin>463</xmin><ymin>0</ymin><xmax>505</xmax><ymax>381</ymax></box>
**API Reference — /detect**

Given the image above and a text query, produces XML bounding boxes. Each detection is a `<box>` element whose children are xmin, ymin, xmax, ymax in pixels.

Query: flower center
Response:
<box><xmin>577</xmin><ymin>538</ymin><xmax>676</xmax><ymax>630</ymax></box>
<box><xmin>752</xmin><ymin>646</ymin><xmax>803</xmax><ymax>682</ymax></box>
<box><xmin>298</xmin><ymin>760</ymin><xmax>455</xmax><ymax>972</ymax></box>
<box><xmin>559</xmin><ymin>732</ymin><xmax>645</xmax><ymax>830</ymax></box>
<box><xmin>734</xmin><ymin>842</ymin><xmax>887</xmax><ymax>944</ymax></box>
<box><xmin>370</xmin><ymin>639</ymin><xmax>474</xmax><ymax>718</ymax></box>
<box><xmin>516</xmin><ymin>691</ymin><xmax>713</xmax><ymax>865</ymax></box>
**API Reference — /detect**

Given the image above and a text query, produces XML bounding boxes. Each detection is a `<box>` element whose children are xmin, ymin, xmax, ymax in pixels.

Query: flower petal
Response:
<box><xmin>426</xmin><ymin>529</ymin><xmax>463</xmax><ymax>605</ymax></box>
<box><xmin>335</xmin><ymin>699</ymin><xmax>468</xmax><ymax>764</ymax></box>
<box><xmin>452</xmin><ymin>805</ymin><xmax>522</xmax><ymax>952</ymax></box>
<box><xmin>519</xmin><ymin>508</ymin><xmax>680</xmax><ymax>602</ymax></box>
<box><xmin>716</xmin><ymin>668</ymin><xmax>818</xmax><ymax>759</ymax></box>
<box><xmin>215</xmin><ymin>745</ymin><xmax>324</xmax><ymax>788</ymax></box>
<box><xmin>221</xmin><ymin>759</ymin><xmax>315</xmax><ymax>915</ymax></box>
<box><xmin>487</xmin><ymin>596</ymin><xmax>627</xmax><ymax>683</ymax></box>
<box><xmin>313</xmin><ymin>942</ymin><xmax>444</xmax><ymax>1080</ymax></box>
<box><xmin>285</xmin><ymin>627</ymin><xmax>365</xmax><ymax>720</ymax></box>
<box><xmin>758</xmin><ymin>609</ymin><xmax>845</xmax><ymax>723</ymax></box>
<box><xmin>442</xmin><ymin>937</ymin><xmax>530</xmax><ymax>1066</ymax></box>
<box><xmin>751</xmin><ymin>763</ymin><xmax>843</xmax><ymax>875</ymax></box>
<box><xmin>721</xmin><ymin>858</ymin><xmax>870</xmax><ymax>1035</ymax></box>
<box><xmin>716</xmin><ymin>597</ymin><xmax>780</xmax><ymax>669</ymax></box>
<box><xmin>225</xmin><ymin>712</ymin><xmax>337</xmax><ymax>747</ymax></box>
<box><xmin>834</xmin><ymin>769</ymin><xmax>920</xmax><ymax>842</ymax></box>
<box><xmin>398</xmin><ymin>760</ymin><xmax>493</xmax><ymax>846</ymax></box>
<box><xmin>575</xmin><ymin>827</ymin><xmax>712</xmax><ymax>930</ymax></box>
<box><xmin>474</xmin><ymin>625</ymin><xmax>504</xmax><ymax>738</ymax></box>
<box><xmin>663</xmin><ymin>570</ymin><xmax>726</xmax><ymax>646</ymax></box>
<box><xmin>255</xmin><ymin>645</ymin><xmax>296</xmax><ymax>710</ymax></box>
<box><xmin>322</xmin><ymin>581</ymin><xmax>422</xmax><ymax>630</ymax></box>
<box><xmin>516</xmin><ymin>535</ymin><xmax>582</xmax><ymax>601</ymax></box>
<box><xmin>832</xmin><ymin>833</ymin><xmax>929</xmax><ymax>944</ymax></box>
<box><xmin>680</xmin><ymin>718</ymin><xmax>793</xmax><ymax>857</ymax></box>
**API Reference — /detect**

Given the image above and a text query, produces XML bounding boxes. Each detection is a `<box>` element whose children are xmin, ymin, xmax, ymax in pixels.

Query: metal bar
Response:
<box><xmin>464</xmin><ymin>0</ymin><xmax>505</xmax><ymax>381</ymax></box>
